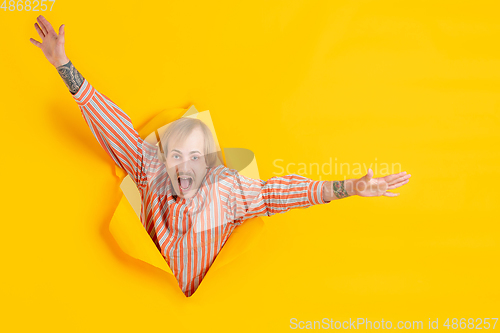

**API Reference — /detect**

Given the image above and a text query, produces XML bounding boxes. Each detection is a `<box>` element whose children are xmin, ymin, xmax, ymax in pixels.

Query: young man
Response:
<box><xmin>30</xmin><ymin>15</ymin><xmax>411</xmax><ymax>297</ymax></box>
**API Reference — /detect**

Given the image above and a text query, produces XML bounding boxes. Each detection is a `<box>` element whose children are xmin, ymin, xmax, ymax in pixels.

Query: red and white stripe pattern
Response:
<box><xmin>73</xmin><ymin>78</ymin><xmax>331</xmax><ymax>297</ymax></box>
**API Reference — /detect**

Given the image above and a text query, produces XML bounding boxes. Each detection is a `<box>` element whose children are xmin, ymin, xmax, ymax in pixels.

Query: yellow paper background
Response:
<box><xmin>1</xmin><ymin>0</ymin><xmax>499</xmax><ymax>331</ymax></box>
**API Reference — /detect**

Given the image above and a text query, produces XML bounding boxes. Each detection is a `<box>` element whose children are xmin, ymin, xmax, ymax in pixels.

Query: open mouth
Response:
<box><xmin>178</xmin><ymin>176</ymin><xmax>194</xmax><ymax>192</ymax></box>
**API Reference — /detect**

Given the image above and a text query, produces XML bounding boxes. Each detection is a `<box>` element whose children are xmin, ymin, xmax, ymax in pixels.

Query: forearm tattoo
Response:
<box><xmin>332</xmin><ymin>180</ymin><xmax>350</xmax><ymax>199</ymax></box>
<box><xmin>56</xmin><ymin>60</ymin><xmax>85</xmax><ymax>95</ymax></box>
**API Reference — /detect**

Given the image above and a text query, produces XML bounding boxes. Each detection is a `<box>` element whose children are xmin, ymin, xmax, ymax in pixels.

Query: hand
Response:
<box><xmin>30</xmin><ymin>15</ymin><xmax>69</xmax><ymax>67</ymax></box>
<box><xmin>354</xmin><ymin>169</ymin><xmax>411</xmax><ymax>197</ymax></box>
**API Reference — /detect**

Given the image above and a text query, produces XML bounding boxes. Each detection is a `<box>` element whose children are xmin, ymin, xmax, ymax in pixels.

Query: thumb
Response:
<box><xmin>59</xmin><ymin>24</ymin><xmax>65</xmax><ymax>37</ymax></box>
<box><xmin>365</xmin><ymin>168</ymin><xmax>373</xmax><ymax>181</ymax></box>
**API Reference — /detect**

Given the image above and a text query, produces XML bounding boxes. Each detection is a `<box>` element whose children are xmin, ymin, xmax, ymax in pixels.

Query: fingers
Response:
<box><xmin>35</xmin><ymin>22</ymin><xmax>45</xmax><ymax>39</ymax></box>
<box><xmin>29</xmin><ymin>38</ymin><xmax>42</xmax><ymax>48</ymax></box>
<box><xmin>383</xmin><ymin>191</ymin><xmax>400</xmax><ymax>197</ymax></box>
<box><xmin>384</xmin><ymin>171</ymin><xmax>407</xmax><ymax>183</ymax></box>
<box><xmin>36</xmin><ymin>16</ymin><xmax>47</xmax><ymax>35</ymax></box>
<box><xmin>387</xmin><ymin>173</ymin><xmax>411</xmax><ymax>185</ymax></box>
<box><xmin>37</xmin><ymin>15</ymin><xmax>56</xmax><ymax>36</ymax></box>
<box><xmin>387</xmin><ymin>179</ymin><xmax>409</xmax><ymax>190</ymax></box>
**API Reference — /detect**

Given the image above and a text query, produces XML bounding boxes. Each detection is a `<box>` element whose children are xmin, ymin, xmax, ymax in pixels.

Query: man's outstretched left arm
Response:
<box><xmin>224</xmin><ymin>168</ymin><xmax>411</xmax><ymax>224</ymax></box>
<box><xmin>224</xmin><ymin>171</ymin><xmax>356</xmax><ymax>224</ymax></box>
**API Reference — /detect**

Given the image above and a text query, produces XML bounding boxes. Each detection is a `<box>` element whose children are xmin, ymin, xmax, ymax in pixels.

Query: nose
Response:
<box><xmin>176</xmin><ymin>157</ymin><xmax>192</xmax><ymax>175</ymax></box>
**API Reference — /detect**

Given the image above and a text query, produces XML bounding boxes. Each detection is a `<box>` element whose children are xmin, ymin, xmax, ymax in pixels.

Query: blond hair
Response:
<box><xmin>157</xmin><ymin>117</ymin><xmax>218</xmax><ymax>167</ymax></box>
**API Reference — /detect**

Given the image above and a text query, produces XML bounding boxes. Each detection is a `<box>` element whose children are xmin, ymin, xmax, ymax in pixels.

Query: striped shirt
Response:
<box><xmin>72</xmin><ymin>78</ymin><xmax>331</xmax><ymax>297</ymax></box>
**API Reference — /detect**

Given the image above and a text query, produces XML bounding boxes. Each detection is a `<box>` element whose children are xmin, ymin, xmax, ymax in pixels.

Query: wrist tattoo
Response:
<box><xmin>56</xmin><ymin>60</ymin><xmax>85</xmax><ymax>95</ymax></box>
<box><xmin>332</xmin><ymin>180</ymin><xmax>350</xmax><ymax>199</ymax></box>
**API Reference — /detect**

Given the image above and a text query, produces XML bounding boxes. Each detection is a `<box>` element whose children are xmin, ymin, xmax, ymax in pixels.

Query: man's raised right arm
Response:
<box><xmin>30</xmin><ymin>15</ymin><xmax>160</xmax><ymax>189</ymax></box>
<box><xmin>55</xmin><ymin>60</ymin><xmax>152</xmax><ymax>188</ymax></box>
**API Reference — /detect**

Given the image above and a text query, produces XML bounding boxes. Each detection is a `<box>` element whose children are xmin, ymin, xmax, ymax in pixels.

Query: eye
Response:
<box><xmin>192</xmin><ymin>156</ymin><xmax>199</xmax><ymax>161</ymax></box>
<box><xmin>172</xmin><ymin>154</ymin><xmax>180</xmax><ymax>159</ymax></box>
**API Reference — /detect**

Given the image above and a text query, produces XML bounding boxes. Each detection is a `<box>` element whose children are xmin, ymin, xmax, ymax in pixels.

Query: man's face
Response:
<box><xmin>164</xmin><ymin>127</ymin><xmax>208</xmax><ymax>199</ymax></box>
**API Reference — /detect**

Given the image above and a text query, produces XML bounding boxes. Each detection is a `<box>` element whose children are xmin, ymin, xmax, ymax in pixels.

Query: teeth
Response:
<box><xmin>178</xmin><ymin>176</ymin><xmax>193</xmax><ymax>190</ymax></box>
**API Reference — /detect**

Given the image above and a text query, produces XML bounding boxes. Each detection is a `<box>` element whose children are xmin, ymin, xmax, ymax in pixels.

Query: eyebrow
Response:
<box><xmin>171</xmin><ymin>149</ymin><xmax>202</xmax><ymax>155</ymax></box>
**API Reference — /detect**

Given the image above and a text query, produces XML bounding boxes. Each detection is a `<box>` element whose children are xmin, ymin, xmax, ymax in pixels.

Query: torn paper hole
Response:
<box><xmin>108</xmin><ymin>105</ymin><xmax>265</xmax><ymax>295</ymax></box>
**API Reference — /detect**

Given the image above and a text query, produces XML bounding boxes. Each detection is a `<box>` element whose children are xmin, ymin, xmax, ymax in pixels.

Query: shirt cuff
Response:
<box><xmin>72</xmin><ymin>78</ymin><xmax>95</xmax><ymax>107</ymax></box>
<box><xmin>307</xmin><ymin>180</ymin><xmax>330</xmax><ymax>205</ymax></box>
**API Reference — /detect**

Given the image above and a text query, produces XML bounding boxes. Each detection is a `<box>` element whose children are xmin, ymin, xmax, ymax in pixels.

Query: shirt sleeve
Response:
<box><xmin>223</xmin><ymin>169</ymin><xmax>331</xmax><ymax>225</ymax></box>
<box><xmin>72</xmin><ymin>78</ymin><xmax>153</xmax><ymax>189</ymax></box>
